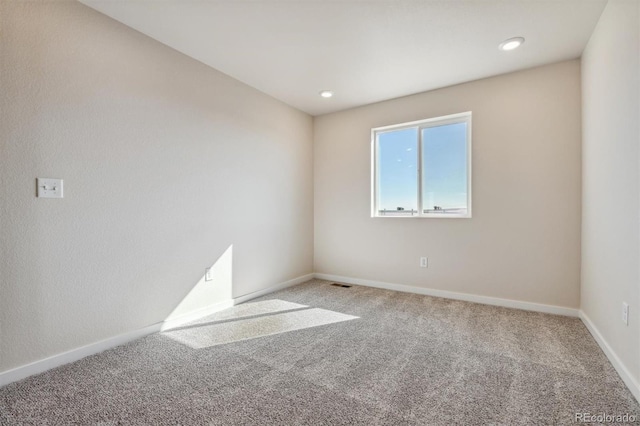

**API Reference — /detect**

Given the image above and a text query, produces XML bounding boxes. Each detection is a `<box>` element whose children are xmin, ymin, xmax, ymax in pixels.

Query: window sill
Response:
<box><xmin>371</xmin><ymin>214</ymin><xmax>472</xmax><ymax>219</ymax></box>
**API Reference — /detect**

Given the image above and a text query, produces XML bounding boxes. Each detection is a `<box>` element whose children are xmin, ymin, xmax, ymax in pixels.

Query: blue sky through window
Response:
<box><xmin>377</xmin><ymin>128</ymin><xmax>418</xmax><ymax>211</ymax></box>
<box><xmin>422</xmin><ymin>122</ymin><xmax>467</xmax><ymax>210</ymax></box>
<box><xmin>376</xmin><ymin>122</ymin><xmax>467</xmax><ymax>213</ymax></box>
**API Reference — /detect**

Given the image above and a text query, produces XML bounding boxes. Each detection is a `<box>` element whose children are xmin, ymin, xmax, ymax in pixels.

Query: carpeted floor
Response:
<box><xmin>1</xmin><ymin>279</ymin><xmax>639</xmax><ymax>425</ymax></box>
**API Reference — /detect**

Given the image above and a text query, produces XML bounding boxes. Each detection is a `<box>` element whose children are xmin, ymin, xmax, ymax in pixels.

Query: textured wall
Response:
<box><xmin>314</xmin><ymin>60</ymin><xmax>582</xmax><ymax>309</ymax></box>
<box><xmin>581</xmin><ymin>0</ymin><xmax>640</xmax><ymax>389</ymax></box>
<box><xmin>0</xmin><ymin>1</ymin><xmax>313</xmax><ymax>373</ymax></box>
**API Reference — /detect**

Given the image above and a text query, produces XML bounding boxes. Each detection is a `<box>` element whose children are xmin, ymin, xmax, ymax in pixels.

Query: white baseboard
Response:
<box><xmin>163</xmin><ymin>272</ymin><xmax>315</xmax><ymax>330</ymax></box>
<box><xmin>0</xmin><ymin>322</ymin><xmax>162</xmax><ymax>388</ymax></box>
<box><xmin>0</xmin><ymin>273</ymin><xmax>315</xmax><ymax>388</ymax></box>
<box><xmin>160</xmin><ymin>299</ymin><xmax>235</xmax><ymax>331</ymax></box>
<box><xmin>233</xmin><ymin>273</ymin><xmax>315</xmax><ymax>305</ymax></box>
<box><xmin>314</xmin><ymin>273</ymin><xmax>579</xmax><ymax>317</ymax></box>
<box><xmin>579</xmin><ymin>311</ymin><xmax>640</xmax><ymax>402</ymax></box>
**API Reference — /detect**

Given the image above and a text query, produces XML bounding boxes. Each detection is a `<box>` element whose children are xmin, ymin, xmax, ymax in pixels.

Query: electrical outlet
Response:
<box><xmin>205</xmin><ymin>267</ymin><xmax>213</xmax><ymax>281</ymax></box>
<box><xmin>622</xmin><ymin>302</ymin><xmax>629</xmax><ymax>326</ymax></box>
<box><xmin>420</xmin><ymin>257</ymin><xmax>428</xmax><ymax>268</ymax></box>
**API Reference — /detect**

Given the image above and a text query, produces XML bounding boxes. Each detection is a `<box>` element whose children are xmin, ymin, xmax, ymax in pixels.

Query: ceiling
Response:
<box><xmin>79</xmin><ymin>0</ymin><xmax>607</xmax><ymax>116</ymax></box>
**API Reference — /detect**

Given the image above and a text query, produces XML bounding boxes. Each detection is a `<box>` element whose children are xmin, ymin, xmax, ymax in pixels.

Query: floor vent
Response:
<box><xmin>331</xmin><ymin>283</ymin><xmax>352</xmax><ymax>288</ymax></box>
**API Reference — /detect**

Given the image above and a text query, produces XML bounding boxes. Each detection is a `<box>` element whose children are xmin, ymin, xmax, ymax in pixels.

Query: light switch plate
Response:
<box><xmin>37</xmin><ymin>178</ymin><xmax>63</xmax><ymax>198</ymax></box>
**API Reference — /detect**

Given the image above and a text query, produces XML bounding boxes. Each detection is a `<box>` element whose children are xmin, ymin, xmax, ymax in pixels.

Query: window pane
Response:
<box><xmin>377</xmin><ymin>128</ymin><xmax>418</xmax><ymax>216</ymax></box>
<box><xmin>421</xmin><ymin>122</ymin><xmax>468</xmax><ymax>215</ymax></box>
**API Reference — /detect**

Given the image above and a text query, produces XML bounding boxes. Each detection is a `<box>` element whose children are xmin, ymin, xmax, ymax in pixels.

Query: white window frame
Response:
<box><xmin>371</xmin><ymin>111</ymin><xmax>472</xmax><ymax>218</ymax></box>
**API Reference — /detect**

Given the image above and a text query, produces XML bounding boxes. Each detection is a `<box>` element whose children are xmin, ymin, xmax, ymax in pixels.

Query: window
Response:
<box><xmin>371</xmin><ymin>112</ymin><xmax>472</xmax><ymax>218</ymax></box>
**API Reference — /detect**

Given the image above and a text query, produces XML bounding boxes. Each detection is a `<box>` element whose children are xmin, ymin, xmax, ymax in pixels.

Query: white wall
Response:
<box><xmin>581</xmin><ymin>0</ymin><xmax>640</xmax><ymax>395</ymax></box>
<box><xmin>314</xmin><ymin>60</ymin><xmax>582</xmax><ymax>310</ymax></box>
<box><xmin>0</xmin><ymin>1</ymin><xmax>313</xmax><ymax>374</ymax></box>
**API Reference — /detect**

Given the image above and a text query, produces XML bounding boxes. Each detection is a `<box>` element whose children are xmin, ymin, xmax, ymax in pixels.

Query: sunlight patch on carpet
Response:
<box><xmin>199</xmin><ymin>299</ymin><xmax>308</xmax><ymax>323</ymax></box>
<box><xmin>163</xmin><ymin>307</ymin><xmax>358</xmax><ymax>348</ymax></box>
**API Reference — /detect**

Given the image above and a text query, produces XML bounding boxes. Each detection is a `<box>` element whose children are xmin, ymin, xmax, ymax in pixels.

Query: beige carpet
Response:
<box><xmin>1</xmin><ymin>279</ymin><xmax>638</xmax><ymax>425</ymax></box>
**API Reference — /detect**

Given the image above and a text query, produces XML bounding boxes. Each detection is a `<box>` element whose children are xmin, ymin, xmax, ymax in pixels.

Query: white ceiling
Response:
<box><xmin>80</xmin><ymin>0</ymin><xmax>606</xmax><ymax>116</ymax></box>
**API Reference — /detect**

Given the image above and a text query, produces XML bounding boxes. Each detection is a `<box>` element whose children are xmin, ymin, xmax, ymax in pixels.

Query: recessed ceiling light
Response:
<box><xmin>319</xmin><ymin>90</ymin><xmax>333</xmax><ymax>98</ymax></box>
<box><xmin>499</xmin><ymin>37</ymin><xmax>525</xmax><ymax>51</ymax></box>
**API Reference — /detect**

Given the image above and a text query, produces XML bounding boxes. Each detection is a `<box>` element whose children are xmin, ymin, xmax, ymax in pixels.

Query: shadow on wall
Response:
<box><xmin>161</xmin><ymin>245</ymin><xmax>234</xmax><ymax>330</ymax></box>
